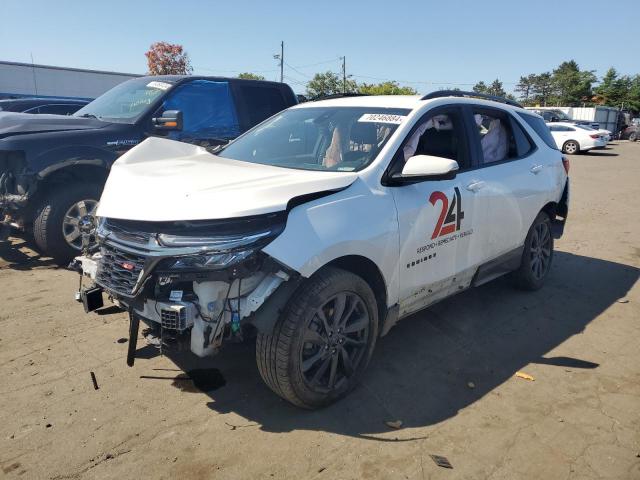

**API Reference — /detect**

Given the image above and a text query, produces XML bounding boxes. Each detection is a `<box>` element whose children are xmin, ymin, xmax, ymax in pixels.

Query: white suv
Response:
<box><xmin>76</xmin><ymin>91</ymin><xmax>569</xmax><ymax>408</ymax></box>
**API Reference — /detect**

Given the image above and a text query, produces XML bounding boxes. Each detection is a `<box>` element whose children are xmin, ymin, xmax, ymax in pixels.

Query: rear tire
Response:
<box><xmin>33</xmin><ymin>183</ymin><xmax>101</xmax><ymax>263</ymax></box>
<box><xmin>562</xmin><ymin>140</ymin><xmax>580</xmax><ymax>155</ymax></box>
<box><xmin>630</xmin><ymin>132</ymin><xmax>638</xmax><ymax>142</ymax></box>
<box><xmin>256</xmin><ymin>267</ymin><xmax>378</xmax><ymax>409</ymax></box>
<box><xmin>512</xmin><ymin>212</ymin><xmax>554</xmax><ymax>291</ymax></box>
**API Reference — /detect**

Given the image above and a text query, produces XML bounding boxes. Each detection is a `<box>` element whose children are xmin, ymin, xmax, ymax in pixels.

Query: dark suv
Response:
<box><xmin>0</xmin><ymin>76</ymin><xmax>297</xmax><ymax>261</ymax></box>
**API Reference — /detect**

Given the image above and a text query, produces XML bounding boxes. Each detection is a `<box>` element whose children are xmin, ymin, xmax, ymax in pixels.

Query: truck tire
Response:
<box><xmin>33</xmin><ymin>183</ymin><xmax>101</xmax><ymax>263</ymax></box>
<box><xmin>512</xmin><ymin>211</ymin><xmax>553</xmax><ymax>291</ymax></box>
<box><xmin>562</xmin><ymin>140</ymin><xmax>580</xmax><ymax>155</ymax></box>
<box><xmin>256</xmin><ymin>267</ymin><xmax>378</xmax><ymax>409</ymax></box>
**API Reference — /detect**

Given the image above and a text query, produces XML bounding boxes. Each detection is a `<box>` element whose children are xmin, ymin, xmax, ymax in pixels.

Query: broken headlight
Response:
<box><xmin>166</xmin><ymin>250</ymin><xmax>254</xmax><ymax>270</ymax></box>
<box><xmin>157</xmin><ymin>215</ymin><xmax>286</xmax><ymax>271</ymax></box>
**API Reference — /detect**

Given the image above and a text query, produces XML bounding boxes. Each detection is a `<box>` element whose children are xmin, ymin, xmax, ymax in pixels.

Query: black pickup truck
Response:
<box><xmin>0</xmin><ymin>76</ymin><xmax>297</xmax><ymax>261</ymax></box>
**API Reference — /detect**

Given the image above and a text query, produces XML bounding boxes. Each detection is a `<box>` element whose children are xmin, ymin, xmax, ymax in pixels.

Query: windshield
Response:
<box><xmin>218</xmin><ymin>107</ymin><xmax>410</xmax><ymax>171</ymax></box>
<box><xmin>74</xmin><ymin>78</ymin><xmax>173</xmax><ymax>123</ymax></box>
<box><xmin>575</xmin><ymin>124</ymin><xmax>595</xmax><ymax>131</ymax></box>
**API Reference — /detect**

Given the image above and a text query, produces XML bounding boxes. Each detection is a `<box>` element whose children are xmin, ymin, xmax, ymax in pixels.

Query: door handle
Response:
<box><xmin>530</xmin><ymin>164</ymin><xmax>543</xmax><ymax>174</ymax></box>
<box><xmin>466</xmin><ymin>180</ymin><xmax>485</xmax><ymax>192</ymax></box>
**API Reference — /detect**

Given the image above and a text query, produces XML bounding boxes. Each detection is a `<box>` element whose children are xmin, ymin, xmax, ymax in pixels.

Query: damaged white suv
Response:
<box><xmin>75</xmin><ymin>91</ymin><xmax>569</xmax><ymax>409</ymax></box>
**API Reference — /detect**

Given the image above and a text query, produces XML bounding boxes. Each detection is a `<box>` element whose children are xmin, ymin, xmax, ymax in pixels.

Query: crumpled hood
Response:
<box><xmin>97</xmin><ymin>136</ymin><xmax>358</xmax><ymax>221</ymax></box>
<box><xmin>0</xmin><ymin>112</ymin><xmax>107</xmax><ymax>139</ymax></box>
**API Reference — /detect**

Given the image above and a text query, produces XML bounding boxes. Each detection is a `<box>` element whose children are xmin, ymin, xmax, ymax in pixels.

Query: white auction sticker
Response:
<box><xmin>147</xmin><ymin>81</ymin><xmax>172</xmax><ymax>91</ymax></box>
<box><xmin>358</xmin><ymin>113</ymin><xmax>407</xmax><ymax>124</ymax></box>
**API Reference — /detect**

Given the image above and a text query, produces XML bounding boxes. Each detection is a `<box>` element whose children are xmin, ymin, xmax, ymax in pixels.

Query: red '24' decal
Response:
<box><xmin>429</xmin><ymin>187</ymin><xmax>464</xmax><ymax>239</ymax></box>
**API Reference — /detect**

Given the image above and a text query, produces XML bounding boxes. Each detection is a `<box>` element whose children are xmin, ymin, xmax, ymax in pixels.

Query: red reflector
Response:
<box><xmin>562</xmin><ymin>156</ymin><xmax>570</xmax><ymax>174</ymax></box>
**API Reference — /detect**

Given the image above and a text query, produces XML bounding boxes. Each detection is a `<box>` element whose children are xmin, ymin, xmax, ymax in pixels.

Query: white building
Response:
<box><xmin>0</xmin><ymin>60</ymin><xmax>140</xmax><ymax>100</ymax></box>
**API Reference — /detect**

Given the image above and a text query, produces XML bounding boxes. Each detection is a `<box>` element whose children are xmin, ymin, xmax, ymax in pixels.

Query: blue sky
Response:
<box><xmin>2</xmin><ymin>0</ymin><xmax>638</xmax><ymax>94</ymax></box>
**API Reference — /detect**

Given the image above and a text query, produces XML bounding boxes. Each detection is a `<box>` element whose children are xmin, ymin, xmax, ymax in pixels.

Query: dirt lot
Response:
<box><xmin>1</xmin><ymin>141</ymin><xmax>639</xmax><ymax>480</ymax></box>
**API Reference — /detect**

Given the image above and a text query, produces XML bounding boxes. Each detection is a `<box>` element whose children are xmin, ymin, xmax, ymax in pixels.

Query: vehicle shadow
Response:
<box><xmin>582</xmin><ymin>150</ymin><xmax>618</xmax><ymax>157</ymax></box>
<box><xmin>0</xmin><ymin>236</ymin><xmax>61</xmax><ymax>271</ymax></box>
<box><xmin>141</xmin><ymin>251</ymin><xmax>638</xmax><ymax>440</ymax></box>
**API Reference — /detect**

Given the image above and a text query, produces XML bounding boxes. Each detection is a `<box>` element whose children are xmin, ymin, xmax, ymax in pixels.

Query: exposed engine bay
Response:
<box><xmin>72</xmin><ymin>211</ymin><xmax>299</xmax><ymax>363</ymax></box>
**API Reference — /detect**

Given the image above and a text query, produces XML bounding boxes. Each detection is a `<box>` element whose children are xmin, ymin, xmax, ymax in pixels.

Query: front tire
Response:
<box><xmin>630</xmin><ymin>132</ymin><xmax>638</xmax><ymax>142</ymax></box>
<box><xmin>33</xmin><ymin>183</ymin><xmax>101</xmax><ymax>263</ymax></box>
<box><xmin>256</xmin><ymin>267</ymin><xmax>378</xmax><ymax>409</ymax></box>
<box><xmin>562</xmin><ymin>140</ymin><xmax>580</xmax><ymax>155</ymax></box>
<box><xmin>512</xmin><ymin>212</ymin><xmax>554</xmax><ymax>291</ymax></box>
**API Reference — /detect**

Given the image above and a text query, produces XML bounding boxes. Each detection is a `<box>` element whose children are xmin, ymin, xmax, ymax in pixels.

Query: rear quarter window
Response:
<box><xmin>517</xmin><ymin>112</ymin><xmax>559</xmax><ymax>150</ymax></box>
<box><xmin>238</xmin><ymin>85</ymin><xmax>287</xmax><ymax>126</ymax></box>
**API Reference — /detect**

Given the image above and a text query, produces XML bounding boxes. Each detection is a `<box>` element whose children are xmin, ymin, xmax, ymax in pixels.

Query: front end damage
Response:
<box><xmin>0</xmin><ymin>150</ymin><xmax>36</xmax><ymax>239</ymax></box>
<box><xmin>72</xmin><ymin>212</ymin><xmax>300</xmax><ymax>364</ymax></box>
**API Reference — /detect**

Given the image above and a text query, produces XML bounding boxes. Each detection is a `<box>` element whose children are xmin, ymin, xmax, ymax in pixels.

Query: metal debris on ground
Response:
<box><xmin>515</xmin><ymin>371</ymin><xmax>535</xmax><ymax>381</ymax></box>
<box><xmin>430</xmin><ymin>455</ymin><xmax>453</xmax><ymax>469</ymax></box>
<box><xmin>385</xmin><ymin>420</ymin><xmax>403</xmax><ymax>429</ymax></box>
<box><xmin>617</xmin><ymin>298</ymin><xmax>629</xmax><ymax>303</ymax></box>
<box><xmin>90</xmin><ymin>371</ymin><xmax>99</xmax><ymax>390</ymax></box>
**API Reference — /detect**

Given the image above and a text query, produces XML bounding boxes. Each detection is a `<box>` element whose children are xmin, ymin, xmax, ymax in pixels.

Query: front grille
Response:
<box><xmin>96</xmin><ymin>243</ymin><xmax>145</xmax><ymax>295</ymax></box>
<box><xmin>103</xmin><ymin>219</ymin><xmax>152</xmax><ymax>245</ymax></box>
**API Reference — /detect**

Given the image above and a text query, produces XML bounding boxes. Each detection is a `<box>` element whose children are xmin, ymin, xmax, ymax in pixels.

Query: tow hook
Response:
<box><xmin>70</xmin><ymin>215</ymin><xmax>104</xmax><ymax>312</ymax></box>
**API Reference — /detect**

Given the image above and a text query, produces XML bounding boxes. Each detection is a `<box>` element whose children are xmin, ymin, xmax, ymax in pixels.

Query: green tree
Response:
<box><xmin>237</xmin><ymin>72</ymin><xmax>265</xmax><ymax>80</ymax></box>
<box><xmin>473</xmin><ymin>79</ymin><xmax>506</xmax><ymax>97</ymax></box>
<box><xmin>357</xmin><ymin>81</ymin><xmax>417</xmax><ymax>95</ymax></box>
<box><xmin>473</xmin><ymin>81</ymin><xmax>489</xmax><ymax>94</ymax></box>
<box><xmin>515</xmin><ymin>74</ymin><xmax>537</xmax><ymax>105</ymax></box>
<box><xmin>488</xmin><ymin>79</ymin><xmax>506</xmax><ymax>97</ymax></box>
<box><xmin>594</xmin><ymin>68</ymin><xmax>633</xmax><ymax>107</ymax></box>
<box><xmin>627</xmin><ymin>75</ymin><xmax>640</xmax><ymax>112</ymax></box>
<box><xmin>551</xmin><ymin>60</ymin><xmax>596</xmax><ymax>106</ymax></box>
<box><xmin>531</xmin><ymin>72</ymin><xmax>554</xmax><ymax>106</ymax></box>
<box><xmin>306</xmin><ymin>71</ymin><xmax>357</xmax><ymax>98</ymax></box>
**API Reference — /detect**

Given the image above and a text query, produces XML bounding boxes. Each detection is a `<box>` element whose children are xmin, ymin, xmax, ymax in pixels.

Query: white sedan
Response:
<box><xmin>547</xmin><ymin>122</ymin><xmax>607</xmax><ymax>154</ymax></box>
<box><xmin>574</xmin><ymin>124</ymin><xmax>612</xmax><ymax>144</ymax></box>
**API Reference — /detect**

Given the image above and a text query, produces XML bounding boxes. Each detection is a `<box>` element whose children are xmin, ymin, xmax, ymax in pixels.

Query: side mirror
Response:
<box><xmin>153</xmin><ymin>110</ymin><xmax>183</xmax><ymax>131</ymax></box>
<box><xmin>392</xmin><ymin>155</ymin><xmax>459</xmax><ymax>183</ymax></box>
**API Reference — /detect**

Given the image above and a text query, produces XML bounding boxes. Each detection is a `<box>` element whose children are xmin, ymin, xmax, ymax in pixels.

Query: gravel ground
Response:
<box><xmin>1</xmin><ymin>141</ymin><xmax>638</xmax><ymax>480</ymax></box>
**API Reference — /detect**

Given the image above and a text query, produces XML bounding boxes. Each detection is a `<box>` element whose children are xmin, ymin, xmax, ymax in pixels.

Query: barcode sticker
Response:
<box><xmin>358</xmin><ymin>113</ymin><xmax>407</xmax><ymax>124</ymax></box>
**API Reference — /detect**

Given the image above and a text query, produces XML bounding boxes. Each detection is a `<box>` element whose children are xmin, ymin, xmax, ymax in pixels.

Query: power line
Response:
<box><xmin>283</xmin><ymin>61</ymin><xmax>312</xmax><ymax>79</ymax></box>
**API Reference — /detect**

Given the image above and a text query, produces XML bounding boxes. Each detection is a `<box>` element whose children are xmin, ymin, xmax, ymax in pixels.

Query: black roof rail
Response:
<box><xmin>421</xmin><ymin>90</ymin><xmax>523</xmax><ymax>108</ymax></box>
<box><xmin>312</xmin><ymin>93</ymin><xmax>370</xmax><ymax>101</ymax></box>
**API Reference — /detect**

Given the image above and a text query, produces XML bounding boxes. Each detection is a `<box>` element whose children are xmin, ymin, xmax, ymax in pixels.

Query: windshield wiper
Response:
<box><xmin>77</xmin><ymin>113</ymin><xmax>99</xmax><ymax>119</ymax></box>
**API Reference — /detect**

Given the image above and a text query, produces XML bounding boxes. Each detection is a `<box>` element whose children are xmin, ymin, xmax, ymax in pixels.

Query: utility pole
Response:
<box><xmin>273</xmin><ymin>42</ymin><xmax>284</xmax><ymax>83</ymax></box>
<box><xmin>341</xmin><ymin>56</ymin><xmax>346</xmax><ymax>94</ymax></box>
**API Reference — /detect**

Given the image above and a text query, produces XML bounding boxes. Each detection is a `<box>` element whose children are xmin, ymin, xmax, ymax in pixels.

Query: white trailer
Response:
<box><xmin>569</xmin><ymin>107</ymin><xmax>619</xmax><ymax>133</ymax></box>
<box><xmin>526</xmin><ymin>105</ymin><xmax>620</xmax><ymax>133</ymax></box>
<box><xmin>0</xmin><ymin>60</ymin><xmax>140</xmax><ymax>100</ymax></box>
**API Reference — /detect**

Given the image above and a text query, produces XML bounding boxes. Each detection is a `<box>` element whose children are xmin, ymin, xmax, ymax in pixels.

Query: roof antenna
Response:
<box><xmin>30</xmin><ymin>52</ymin><xmax>39</xmax><ymax>95</ymax></box>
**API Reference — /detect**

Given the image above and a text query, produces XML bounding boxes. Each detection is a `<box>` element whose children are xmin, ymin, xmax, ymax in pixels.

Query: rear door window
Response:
<box><xmin>237</xmin><ymin>85</ymin><xmax>287</xmax><ymax>126</ymax></box>
<box><xmin>472</xmin><ymin>108</ymin><xmax>521</xmax><ymax>164</ymax></box>
<box><xmin>517</xmin><ymin>112</ymin><xmax>559</xmax><ymax>150</ymax></box>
